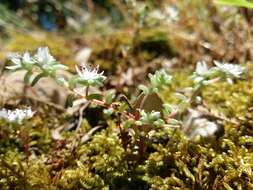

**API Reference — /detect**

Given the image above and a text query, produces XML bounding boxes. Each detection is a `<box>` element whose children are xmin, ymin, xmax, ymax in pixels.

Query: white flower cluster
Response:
<box><xmin>75</xmin><ymin>63</ymin><xmax>106</xmax><ymax>87</ymax></box>
<box><xmin>7</xmin><ymin>47</ymin><xmax>68</xmax><ymax>73</ymax></box>
<box><xmin>0</xmin><ymin>107</ymin><xmax>35</xmax><ymax>124</ymax></box>
<box><xmin>6</xmin><ymin>47</ymin><xmax>69</xmax><ymax>86</ymax></box>
<box><xmin>7</xmin><ymin>47</ymin><xmax>107</xmax><ymax>90</ymax></box>
<box><xmin>213</xmin><ymin>61</ymin><xmax>245</xmax><ymax>82</ymax></box>
<box><xmin>192</xmin><ymin>60</ymin><xmax>245</xmax><ymax>85</ymax></box>
<box><xmin>6</xmin><ymin>52</ymin><xmax>35</xmax><ymax>70</ymax></box>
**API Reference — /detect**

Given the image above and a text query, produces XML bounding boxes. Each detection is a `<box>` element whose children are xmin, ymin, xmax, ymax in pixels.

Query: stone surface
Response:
<box><xmin>0</xmin><ymin>70</ymin><xmax>72</xmax><ymax>107</ymax></box>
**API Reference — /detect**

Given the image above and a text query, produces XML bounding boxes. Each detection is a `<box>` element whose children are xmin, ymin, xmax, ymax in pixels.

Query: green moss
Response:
<box><xmin>200</xmin><ymin>64</ymin><xmax>253</xmax><ymax>127</ymax></box>
<box><xmin>1</xmin><ymin>59</ymin><xmax>253</xmax><ymax>189</ymax></box>
<box><xmin>91</xmin><ymin>28</ymin><xmax>177</xmax><ymax>73</ymax></box>
<box><xmin>134</xmin><ymin>28</ymin><xmax>177</xmax><ymax>57</ymax></box>
<box><xmin>1</xmin><ymin>32</ymin><xmax>76</xmax><ymax>70</ymax></box>
<box><xmin>160</xmin><ymin>67</ymin><xmax>193</xmax><ymax>104</ymax></box>
<box><xmin>1</xmin><ymin>64</ymin><xmax>253</xmax><ymax>189</ymax></box>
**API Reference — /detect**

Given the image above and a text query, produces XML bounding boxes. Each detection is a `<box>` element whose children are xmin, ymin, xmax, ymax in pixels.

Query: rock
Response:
<box><xmin>183</xmin><ymin>108</ymin><xmax>223</xmax><ymax>139</ymax></box>
<box><xmin>75</xmin><ymin>47</ymin><xmax>92</xmax><ymax>64</ymax></box>
<box><xmin>0</xmin><ymin>70</ymin><xmax>73</xmax><ymax>108</ymax></box>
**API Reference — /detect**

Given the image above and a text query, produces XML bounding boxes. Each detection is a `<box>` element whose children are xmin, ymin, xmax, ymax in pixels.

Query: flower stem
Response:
<box><xmin>86</xmin><ymin>85</ymin><xmax>89</xmax><ymax>97</ymax></box>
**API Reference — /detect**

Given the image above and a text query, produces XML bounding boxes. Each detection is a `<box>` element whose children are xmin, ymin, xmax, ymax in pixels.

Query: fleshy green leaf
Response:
<box><xmin>87</xmin><ymin>93</ymin><xmax>103</xmax><ymax>100</ymax></box>
<box><xmin>138</xmin><ymin>84</ymin><xmax>150</xmax><ymax>94</ymax></box>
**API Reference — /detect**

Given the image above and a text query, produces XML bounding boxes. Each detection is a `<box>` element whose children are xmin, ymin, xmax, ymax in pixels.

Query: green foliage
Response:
<box><xmin>136</xmin><ymin>110</ymin><xmax>165</xmax><ymax>127</ymax></box>
<box><xmin>139</xmin><ymin>69</ymin><xmax>172</xmax><ymax>94</ymax></box>
<box><xmin>216</xmin><ymin>0</ymin><xmax>253</xmax><ymax>8</ymax></box>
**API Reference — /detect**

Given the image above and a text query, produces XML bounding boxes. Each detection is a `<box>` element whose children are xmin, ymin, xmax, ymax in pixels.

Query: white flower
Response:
<box><xmin>6</xmin><ymin>53</ymin><xmax>21</xmax><ymax>70</ymax></box>
<box><xmin>7</xmin><ymin>47</ymin><xmax>68</xmax><ymax>75</ymax></box>
<box><xmin>214</xmin><ymin>60</ymin><xmax>245</xmax><ymax>79</ymax></box>
<box><xmin>35</xmin><ymin>47</ymin><xmax>55</xmax><ymax>66</ymax></box>
<box><xmin>76</xmin><ymin>63</ymin><xmax>106</xmax><ymax>86</ymax></box>
<box><xmin>22</xmin><ymin>52</ymin><xmax>34</xmax><ymax>65</ymax></box>
<box><xmin>34</xmin><ymin>47</ymin><xmax>68</xmax><ymax>72</ymax></box>
<box><xmin>164</xmin><ymin>5</ymin><xmax>179</xmax><ymax>21</ymax></box>
<box><xmin>6</xmin><ymin>52</ymin><xmax>35</xmax><ymax>70</ymax></box>
<box><xmin>196</xmin><ymin>61</ymin><xmax>209</xmax><ymax>75</ymax></box>
<box><xmin>192</xmin><ymin>61</ymin><xmax>213</xmax><ymax>84</ymax></box>
<box><xmin>0</xmin><ymin>107</ymin><xmax>35</xmax><ymax>124</ymax></box>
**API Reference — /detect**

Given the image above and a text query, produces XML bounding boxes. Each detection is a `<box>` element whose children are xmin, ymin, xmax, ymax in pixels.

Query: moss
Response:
<box><xmin>200</xmin><ymin>64</ymin><xmax>253</xmax><ymax>127</ymax></box>
<box><xmin>1</xmin><ymin>52</ymin><xmax>253</xmax><ymax>190</ymax></box>
<box><xmin>90</xmin><ymin>28</ymin><xmax>177</xmax><ymax>73</ymax></box>
<box><xmin>161</xmin><ymin>64</ymin><xmax>253</xmax><ymax>126</ymax></box>
<box><xmin>88</xmin><ymin>30</ymin><xmax>135</xmax><ymax>74</ymax></box>
<box><xmin>160</xmin><ymin>67</ymin><xmax>193</xmax><ymax>104</ymax></box>
<box><xmin>134</xmin><ymin>28</ymin><xmax>177</xmax><ymax>58</ymax></box>
<box><xmin>142</xmin><ymin>65</ymin><xmax>253</xmax><ymax>189</ymax></box>
<box><xmin>1</xmin><ymin>64</ymin><xmax>253</xmax><ymax>189</ymax></box>
<box><xmin>1</xmin><ymin>32</ymin><xmax>76</xmax><ymax>70</ymax></box>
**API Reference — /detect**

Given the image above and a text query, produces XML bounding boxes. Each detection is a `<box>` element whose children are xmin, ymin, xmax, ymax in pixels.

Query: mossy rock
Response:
<box><xmin>90</xmin><ymin>28</ymin><xmax>177</xmax><ymax>72</ymax></box>
<box><xmin>134</xmin><ymin>28</ymin><xmax>177</xmax><ymax>58</ymax></box>
<box><xmin>90</xmin><ymin>30</ymin><xmax>134</xmax><ymax>71</ymax></box>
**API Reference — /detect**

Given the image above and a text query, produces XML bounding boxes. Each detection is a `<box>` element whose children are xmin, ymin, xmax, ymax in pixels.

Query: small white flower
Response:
<box><xmin>35</xmin><ymin>47</ymin><xmax>55</xmax><ymax>66</ymax></box>
<box><xmin>76</xmin><ymin>63</ymin><xmax>106</xmax><ymax>86</ymax></box>
<box><xmin>214</xmin><ymin>60</ymin><xmax>245</xmax><ymax>79</ymax></box>
<box><xmin>164</xmin><ymin>5</ymin><xmax>179</xmax><ymax>21</ymax></box>
<box><xmin>6</xmin><ymin>54</ymin><xmax>21</xmax><ymax>70</ymax></box>
<box><xmin>34</xmin><ymin>47</ymin><xmax>68</xmax><ymax>72</ymax></box>
<box><xmin>196</xmin><ymin>61</ymin><xmax>209</xmax><ymax>75</ymax></box>
<box><xmin>7</xmin><ymin>52</ymin><xmax>21</xmax><ymax>63</ymax></box>
<box><xmin>0</xmin><ymin>107</ymin><xmax>35</xmax><ymax>124</ymax></box>
<box><xmin>22</xmin><ymin>52</ymin><xmax>34</xmax><ymax>65</ymax></box>
<box><xmin>192</xmin><ymin>61</ymin><xmax>213</xmax><ymax>84</ymax></box>
<box><xmin>6</xmin><ymin>52</ymin><xmax>35</xmax><ymax>70</ymax></box>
